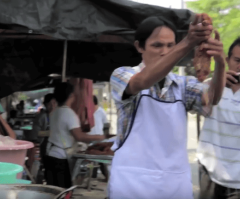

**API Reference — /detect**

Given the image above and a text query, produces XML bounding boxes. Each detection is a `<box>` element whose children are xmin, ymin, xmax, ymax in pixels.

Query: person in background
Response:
<box><xmin>88</xmin><ymin>95</ymin><xmax>108</xmax><ymax>136</ymax></box>
<box><xmin>27</xmin><ymin>94</ymin><xmax>56</xmax><ymax>183</ymax></box>
<box><xmin>0</xmin><ymin>108</ymin><xmax>16</xmax><ymax>139</ymax></box>
<box><xmin>18</xmin><ymin>100</ymin><xmax>25</xmax><ymax>117</ymax></box>
<box><xmin>32</xmin><ymin>94</ymin><xmax>56</xmax><ymax>143</ymax></box>
<box><xmin>198</xmin><ymin>37</ymin><xmax>240</xmax><ymax>199</ymax></box>
<box><xmin>45</xmin><ymin>82</ymin><xmax>105</xmax><ymax>188</ymax></box>
<box><xmin>88</xmin><ymin>95</ymin><xmax>109</xmax><ymax>181</ymax></box>
<box><xmin>16</xmin><ymin>100</ymin><xmax>25</xmax><ymax>117</ymax></box>
<box><xmin>8</xmin><ymin>110</ymin><xmax>18</xmax><ymax>128</ymax></box>
<box><xmin>16</xmin><ymin>104</ymin><xmax>22</xmax><ymax>117</ymax></box>
<box><xmin>31</xmin><ymin>94</ymin><xmax>56</xmax><ymax>163</ymax></box>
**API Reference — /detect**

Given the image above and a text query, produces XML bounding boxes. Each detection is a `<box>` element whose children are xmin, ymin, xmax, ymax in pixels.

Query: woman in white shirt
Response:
<box><xmin>45</xmin><ymin>82</ymin><xmax>104</xmax><ymax>188</ymax></box>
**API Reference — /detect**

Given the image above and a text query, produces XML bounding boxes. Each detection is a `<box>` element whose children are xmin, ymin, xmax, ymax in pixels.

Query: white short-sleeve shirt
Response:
<box><xmin>198</xmin><ymin>87</ymin><xmax>240</xmax><ymax>188</ymax></box>
<box><xmin>88</xmin><ymin>107</ymin><xmax>108</xmax><ymax>135</ymax></box>
<box><xmin>47</xmin><ymin>106</ymin><xmax>80</xmax><ymax>159</ymax></box>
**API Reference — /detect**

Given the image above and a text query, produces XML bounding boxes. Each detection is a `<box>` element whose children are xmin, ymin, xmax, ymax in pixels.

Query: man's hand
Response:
<box><xmin>185</xmin><ymin>14</ymin><xmax>213</xmax><ymax>47</ymax></box>
<box><xmin>201</xmin><ymin>31</ymin><xmax>225</xmax><ymax>64</ymax></box>
<box><xmin>226</xmin><ymin>70</ymin><xmax>238</xmax><ymax>87</ymax></box>
<box><xmin>201</xmin><ymin>30</ymin><xmax>226</xmax><ymax>108</ymax></box>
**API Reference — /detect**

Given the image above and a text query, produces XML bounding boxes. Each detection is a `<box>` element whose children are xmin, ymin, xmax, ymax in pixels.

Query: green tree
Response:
<box><xmin>187</xmin><ymin>0</ymin><xmax>240</xmax><ymax>70</ymax></box>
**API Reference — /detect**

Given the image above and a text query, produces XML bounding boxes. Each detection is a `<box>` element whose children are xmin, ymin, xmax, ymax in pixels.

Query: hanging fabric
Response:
<box><xmin>69</xmin><ymin>78</ymin><xmax>94</xmax><ymax>132</ymax></box>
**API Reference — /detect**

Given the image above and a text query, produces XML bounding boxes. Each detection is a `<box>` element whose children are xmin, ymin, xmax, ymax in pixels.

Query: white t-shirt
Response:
<box><xmin>88</xmin><ymin>107</ymin><xmax>108</xmax><ymax>135</ymax></box>
<box><xmin>47</xmin><ymin>106</ymin><xmax>80</xmax><ymax>159</ymax></box>
<box><xmin>198</xmin><ymin>87</ymin><xmax>240</xmax><ymax>189</ymax></box>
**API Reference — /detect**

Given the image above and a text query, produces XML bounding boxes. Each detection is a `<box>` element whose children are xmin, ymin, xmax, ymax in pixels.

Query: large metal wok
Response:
<box><xmin>0</xmin><ymin>184</ymin><xmax>79</xmax><ymax>199</ymax></box>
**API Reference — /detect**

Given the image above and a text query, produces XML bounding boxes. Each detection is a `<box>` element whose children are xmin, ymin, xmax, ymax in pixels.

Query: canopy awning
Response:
<box><xmin>0</xmin><ymin>0</ymin><xmax>195</xmax><ymax>98</ymax></box>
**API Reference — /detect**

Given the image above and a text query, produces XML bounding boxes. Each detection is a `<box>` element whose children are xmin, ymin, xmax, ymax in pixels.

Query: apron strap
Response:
<box><xmin>47</xmin><ymin>141</ymin><xmax>58</xmax><ymax>156</ymax></box>
<box><xmin>115</xmin><ymin>81</ymin><xmax>186</xmax><ymax>152</ymax></box>
<box><xmin>48</xmin><ymin>141</ymin><xmax>71</xmax><ymax>150</ymax></box>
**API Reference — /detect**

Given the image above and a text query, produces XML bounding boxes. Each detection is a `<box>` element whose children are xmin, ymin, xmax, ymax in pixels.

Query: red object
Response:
<box><xmin>64</xmin><ymin>191</ymin><xmax>72</xmax><ymax>199</ymax></box>
<box><xmin>70</xmin><ymin>78</ymin><xmax>94</xmax><ymax>132</ymax></box>
<box><xmin>194</xmin><ymin>13</ymin><xmax>213</xmax><ymax>83</ymax></box>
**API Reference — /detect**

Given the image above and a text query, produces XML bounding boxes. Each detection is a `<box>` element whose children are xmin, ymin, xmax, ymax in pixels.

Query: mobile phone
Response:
<box><xmin>232</xmin><ymin>72</ymin><xmax>240</xmax><ymax>83</ymax></box>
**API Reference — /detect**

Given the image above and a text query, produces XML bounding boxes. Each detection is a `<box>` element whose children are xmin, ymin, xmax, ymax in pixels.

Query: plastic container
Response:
<box><xmin>0</xmin><ymin>162</ymin><xmax>23</xmax><ymax>184</ymax></box>
<box><xmin>14</xmin><ymin>179</ymin><xmax>31</xmax><ymax>184</ymax></box>
<box><xmin>0</xmin><ymin>140</ymin><xmax>34</xmax><ymax>178</ymax></box>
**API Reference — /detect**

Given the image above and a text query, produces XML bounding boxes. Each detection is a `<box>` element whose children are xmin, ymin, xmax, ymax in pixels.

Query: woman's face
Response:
<box><xmin>136</xmin><ymin>26</ymin><xmax>176</xmax><ymax>66</ymax></box>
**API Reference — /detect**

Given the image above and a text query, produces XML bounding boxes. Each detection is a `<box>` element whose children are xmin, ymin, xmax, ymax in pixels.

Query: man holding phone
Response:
<box><xmin>198</xmin><ymin>37</ymin><xmax>240</xmax><ymax>199</ymax></box>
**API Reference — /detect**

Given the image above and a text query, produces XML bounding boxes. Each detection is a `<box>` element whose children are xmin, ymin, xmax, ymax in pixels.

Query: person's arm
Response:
<box><xmin>126</xmin><ymin>14</ymin><xmax>213</xmax><ymax>95</ymax></box>
<box><xmin>67</xmin><ymin>110</ymin><xmax>105</xmax><ymax>143</ymax></box>
<box><xmin>201</xmin><ymin>31</ymin><xmax>226</xmax><ymax>106</ymax></box>
<box><xmin>186</xmin><ymin>31</ymin><xmax>225</xmax><ymax>115</ymax></box>
<box><xmin>71</xmin><ymin>128</ymin><xmax>104</xmax><ymax>143</ymax></box>
<box><xmin>203</xmin><ymin>62</ymin><xmax>225</xmax><ymax>106</ymax></box>
<box><xmin>0</xmin><ymin>115</ymin><xmax>16</xmax><ymax>139</ymax></box>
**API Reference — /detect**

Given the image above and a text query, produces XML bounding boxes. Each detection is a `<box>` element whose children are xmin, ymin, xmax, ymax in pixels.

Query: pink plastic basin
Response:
<box><xmin>0</xmin><ymin>140</ymin><xmax>34</xmax><ymax>178</ymax></box>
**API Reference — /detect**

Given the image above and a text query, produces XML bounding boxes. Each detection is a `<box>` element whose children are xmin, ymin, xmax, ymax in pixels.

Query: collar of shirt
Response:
<box><xmin>138</xmin><ymin>62</ymin><xmax>178</xmax><ymax>97</ymax></box>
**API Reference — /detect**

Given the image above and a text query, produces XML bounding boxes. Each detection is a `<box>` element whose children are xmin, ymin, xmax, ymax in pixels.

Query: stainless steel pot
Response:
<box><xmin>0</xmin><ymin>184</ymin><xmax>64</xmax><ymax>199</ymax></box>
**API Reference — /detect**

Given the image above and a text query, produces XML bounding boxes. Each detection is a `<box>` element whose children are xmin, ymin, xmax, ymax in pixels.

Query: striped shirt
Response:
<box><xmin>110</xmin><ymin>63</ymin><xmax>208</xmax><ymax>151</ymax></box>
<box><xmin>197</xmin><ymin>87</ymin><xmax>240</xmax><ymax>189</ymax></box>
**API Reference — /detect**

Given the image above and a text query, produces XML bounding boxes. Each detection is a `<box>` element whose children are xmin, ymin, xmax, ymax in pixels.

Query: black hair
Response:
<box><xmin>43</xmin><ymin>93</ymin><xmax>55</xmax><ymax>105</ymax></box>
<box><xmin>228</xmin><ymin>37</ymin><xmax>240</xmax><ymax>58</ymax></box>
<box><xmin>135</xmin><ymin>16</ymin><xmax>177</xmax><ymax>49</ymax></box>
<box><xmin>54</xmin><ymin>82</ymin><xmax>74</xmax><ymax>106</ymax></box>
<box><xmin>93</xmin><ymin>95</ymin><xmax>98</xmax><ymax>105</ymax></box>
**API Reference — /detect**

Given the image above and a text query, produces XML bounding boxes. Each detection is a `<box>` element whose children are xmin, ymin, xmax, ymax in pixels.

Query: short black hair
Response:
<box><xmin>135</xmin><ymin>16</ymin><xmax>177</xmax><ymax>49</ymax></box>
<box><xmin>43</xmin><ymin>93</ymin><xmax>55</xmax><ymax>105</ymax></box>
<box><xmin>228</xmin><ymin>37</ymin><xmax>240</xmax><ymax>58</ymax></box>
<box><xmin>93</xmin><ymin>95</ymin><xmax>98</xmax><ymax>105</ymax></box>
<box><xmin>54</xmin><ymin>82</ymin><xmax>74</xmax><ymax>106</ymax></box>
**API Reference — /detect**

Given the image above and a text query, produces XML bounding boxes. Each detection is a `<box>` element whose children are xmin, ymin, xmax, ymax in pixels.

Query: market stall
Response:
<box><xmin>72</xmin><ymin>141</ymin><xmax>114</xmax><ymax>191</ymax></box>
<box><xmin>0</xmin><ymin>0</ymin><xmax>194</xmax><ymax>98</ymax></box>
<box><xmin>0</xmin><ymin>0</ymin><xmax>195</xmax><ymax>197</ymax></box>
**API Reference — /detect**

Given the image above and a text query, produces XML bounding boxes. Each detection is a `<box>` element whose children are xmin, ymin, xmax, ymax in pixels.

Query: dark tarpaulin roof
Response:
<box><xmin>0</xmin><ymin>0</ymin><xmax>194</xmax><ymax>98</ymax></box>
<box><xmin>0</xmin><ymin>40</ymin><xmax>142</xmax><ymax>98</ymax></box>
<box><xmin>0</xmin><ymin>0</ymin><xmax>194</xmax><ymax>41</ymax></box>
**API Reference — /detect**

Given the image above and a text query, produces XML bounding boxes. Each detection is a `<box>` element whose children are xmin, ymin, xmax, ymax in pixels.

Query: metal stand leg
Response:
<box><xmin>23</xmin><ymin>165</ymin><xmax>36</xmax><ymax>184</ymax></box>
<box><xmin>87</xmin><ymin>162</ymin><xmax>104</xmax><ymax>192</ymax></box>
<box><xmin>87</xmin><ymin>162</ymin><xmax>94</xmax><ymax>191</ymax></box>
<box><xmin>73</xmin><ymin>159</ymin><xmax>105</xmax><ymax>192</ymax></box>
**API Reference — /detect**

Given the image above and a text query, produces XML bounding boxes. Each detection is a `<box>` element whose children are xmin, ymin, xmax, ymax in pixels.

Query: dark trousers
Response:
<box><xmin>44</xmin><ymin>155</ymin><xmax>72</xmax><ymax>188</ymax></box>
<box><xmin>199</xmin><ymin>163</ymin><xmax>240</xmax><ymax>199</ymax></box>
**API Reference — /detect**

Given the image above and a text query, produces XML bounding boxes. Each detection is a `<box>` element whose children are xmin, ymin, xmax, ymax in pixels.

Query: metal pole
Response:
<box><xmin>62</xmin><ymin>40</ymin><xmax>68</xmax><ymax>82</ymax></box>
